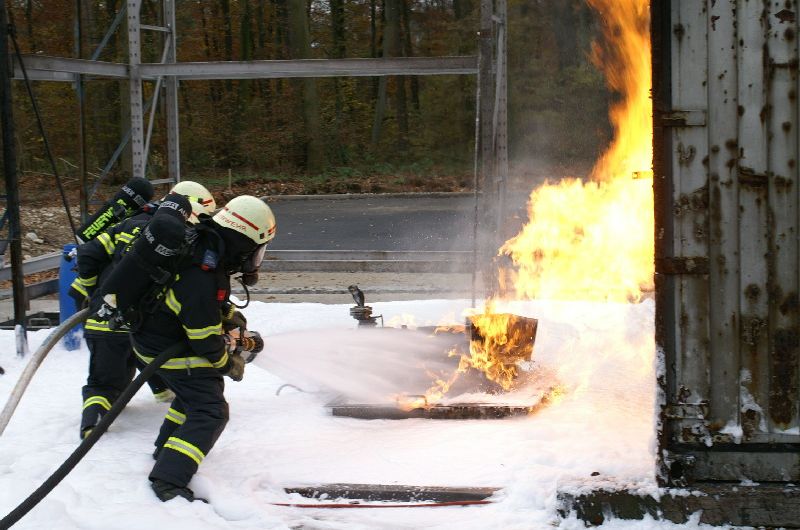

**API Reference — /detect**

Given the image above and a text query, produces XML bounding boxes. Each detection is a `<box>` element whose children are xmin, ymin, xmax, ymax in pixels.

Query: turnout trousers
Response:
<box><xmin>149</xmin><ymin>367</ymin><xmax>229</xmax><ymax>488</ymax></box>
<box><xmin>81</xmin><ymin>333</ymin><xmax>171</xmax><ymax>437</ymax></box>
<box><xmin>81</xmin><ymin>334</ymin><xmax>135</xmax><ymax>435</ymax></box>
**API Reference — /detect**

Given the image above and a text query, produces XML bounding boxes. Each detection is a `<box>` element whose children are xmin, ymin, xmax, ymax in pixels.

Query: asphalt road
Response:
<box><xmin>265</xmin><ymin>192</ymin><xmax>529</xmax><ymax>251</ymax></box>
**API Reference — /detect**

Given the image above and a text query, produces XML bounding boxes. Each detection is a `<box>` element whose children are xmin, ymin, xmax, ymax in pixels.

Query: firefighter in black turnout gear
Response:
<box><xmin>69</xmin><ymin>181</ymin><xmax>217</xmax><ymax>440</ymax></box>
<box><xmin>71</xmin><ymin>193</ymin><xmax>191</xmax><ymax>439</ymax></box>
<box><xmin>130</xmin><ymin>195</ymin><xmax>276</xmax><ymax>503</ymax></box>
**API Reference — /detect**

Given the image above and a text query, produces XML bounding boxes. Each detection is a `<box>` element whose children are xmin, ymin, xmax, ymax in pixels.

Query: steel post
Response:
<box><xmin>75</xmin><ymin>0</ymin><xmax>88</xmax><ymax>220</ymax></box>
<box><xmin>478</xmin><ymin>0</ymin><xmax>499</xmax><ymax>297</ymax></box>
<box><xmin>127</xmin><ymin>0</ymin><xmax>144</xmax><ymax>179</ymax></box>
<box><xmin>0</xmin><ymin>0</ymin><xmax>27</xmax><ymax>350</ymax></box>
<box><xmin>493</xmin><ymin>0</ymin><xmax>508</xmax><ymax>248</ymax></box>
<box><xmin>164</xmin><ymin>0</ymin><xmax>180</xmax><ymax>183</ymax></box>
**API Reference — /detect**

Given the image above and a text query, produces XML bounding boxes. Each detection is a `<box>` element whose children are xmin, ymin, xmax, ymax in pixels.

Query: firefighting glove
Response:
<box><xmin>224</xmin><ymin>353</ymin><xmax>245</xmax><ymax>382</ymax></box>
<box><xmin>221</xmin><ymin>304</ymin><xmax>247</xmax><ymax>332</ymax></box>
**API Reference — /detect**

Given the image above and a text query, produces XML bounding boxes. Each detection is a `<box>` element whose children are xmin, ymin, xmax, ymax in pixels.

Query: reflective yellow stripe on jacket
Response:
<box><xmin>164</xmin><ymin>287</ymin><xmax>223</xmax><ymax>341</ymax></box>
<box><xmin>134</xmin><ymin>348</ymin><xmax>229</xmax><ymax>370</ymax></box>
<box><xmin>96</xmin><ymin>232</ymin><xmax>114</xmax><ymax>256</ymax></box>
<box><xmin>114</xmin><ymin>229</ymin><xmax>138</xmax><ymax>246</ymax></box>
<box><xmin>84</xmin><ymin>318</ymin><xmax>128</xmax><ymax>333</ymax></box>
<box><xmin>69</xmin><ymin>275</ymin><xmax>98</xmax><ymax>297</ymax></box>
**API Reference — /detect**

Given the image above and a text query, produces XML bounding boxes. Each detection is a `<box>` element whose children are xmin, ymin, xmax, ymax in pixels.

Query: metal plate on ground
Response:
<box><xmin>327</xmin><ymin>375</ymin><xmax>562</xmax><ymax>420</ymax></box>
<box><xmin>329</xmin><ymin>401</ymin><xmax>543</xmax><ymax>420</ymax></box>
<box><xmin>285</xmin><ymin>483</ymin><xmax>500</xmax><ymax>503</ymax></box>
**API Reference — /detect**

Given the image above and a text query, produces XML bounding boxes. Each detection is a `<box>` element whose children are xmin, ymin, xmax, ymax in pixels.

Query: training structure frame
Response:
<box><xmin>5</xmin><ymin>0</ymin><xmax>509</xmax><ymax>301</ymax></box>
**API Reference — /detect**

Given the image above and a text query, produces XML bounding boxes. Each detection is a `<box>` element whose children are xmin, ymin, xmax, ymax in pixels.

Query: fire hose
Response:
<box><xmin>0</xmin><ymin>340</ymin><xmax>184</xmax><ymax>529</ymax></box>
<box><xmin>0</xmin><ymin>308</ymin><xmax>91</xmax><ymax>436</ymax></box>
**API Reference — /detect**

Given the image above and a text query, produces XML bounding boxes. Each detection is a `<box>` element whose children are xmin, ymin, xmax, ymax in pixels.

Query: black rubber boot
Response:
<box><xmin>150</xmin><ymin>479</ymin><xmax>207</xmax><ymax>503</ymax></box>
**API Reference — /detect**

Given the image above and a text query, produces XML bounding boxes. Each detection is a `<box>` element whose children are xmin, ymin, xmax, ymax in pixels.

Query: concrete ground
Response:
<box><xmin>2</xmin><ymin>192</ymin><xmax>494</xmax><ymax>324</ymax></box>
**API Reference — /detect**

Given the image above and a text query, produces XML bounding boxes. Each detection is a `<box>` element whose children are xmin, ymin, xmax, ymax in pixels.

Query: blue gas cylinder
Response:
<box><xmin>59</xmin><ymin>243</ymin><xmax>83</xmax><ymax>350</ymax></box>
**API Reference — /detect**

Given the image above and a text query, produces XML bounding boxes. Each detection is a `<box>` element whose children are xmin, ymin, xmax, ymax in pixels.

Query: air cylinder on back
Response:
<box><xmin>76</xmin><ymin>178</ymin><xmax>154</xmax><ymax>243</ymax></box>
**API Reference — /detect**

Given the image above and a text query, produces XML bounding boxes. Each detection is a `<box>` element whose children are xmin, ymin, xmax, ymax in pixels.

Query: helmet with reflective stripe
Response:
<box><xmin>170</xmin><ymin>181</ymin><xmax>216</xmax><ymax>224</ymax></box>
<box><xmin>212</xmin><ymin>195</ymin><xmax>276</xmax><ymax>244</ymax></box>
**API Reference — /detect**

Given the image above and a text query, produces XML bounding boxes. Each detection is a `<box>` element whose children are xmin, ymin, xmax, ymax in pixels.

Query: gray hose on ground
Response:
<box><xmin>0</xmin><ymin>308</ymin><xmax>90</xmax><ymax>436</ymax></box>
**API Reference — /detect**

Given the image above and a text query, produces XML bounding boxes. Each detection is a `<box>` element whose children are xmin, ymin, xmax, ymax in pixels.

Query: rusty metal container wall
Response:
<box><xmin>670</xmin><ymin>1</ymin><xmax>712</xmax><ymax>443</ymax></box>
<box><xmin>654</xmin><ymin>0</ymin><xmax>800</xmax><ymax>485</ymax></box>
<box><xmin>737</xmin><ymin>0</ymin><xmax>771</xmax><ymax>450</ymax></box>
<box><xmin>707</xmin><ymin>0</ymin><xmax>739</xmax><ymax>430</ymax></box>
<box><xmin>766</xmin><ymin>0</ymin><xmax>800</xmax><ymax>434</ymax></box>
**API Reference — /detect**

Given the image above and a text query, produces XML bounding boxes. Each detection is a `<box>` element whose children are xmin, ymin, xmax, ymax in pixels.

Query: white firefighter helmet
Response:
<box><xmin>170</xmin><ymin>180</ymin><xmax>216</xmax><ymax>224</ymax></box>
<box><xmin>213</xmin><ymin>195</ymin><xmax>276</xmax><ymax>244</ymax></box>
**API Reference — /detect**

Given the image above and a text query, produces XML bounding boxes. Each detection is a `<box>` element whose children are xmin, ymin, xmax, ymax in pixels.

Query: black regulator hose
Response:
<box><xmin>0</xmin><ymin>342</ymin><xmax>184</xmax><ymax>529</ymax></box>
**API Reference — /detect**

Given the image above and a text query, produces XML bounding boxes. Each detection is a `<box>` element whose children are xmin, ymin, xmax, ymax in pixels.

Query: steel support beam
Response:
<box><xmin>127</xmin><ymin>0</ymin><xmax>145</xmax><ymax>179</ymax></box>
<box><xmin>141</xmin><ymin>32</ymin><xmax>173</xmax><ymax>175</ymax></box>
<box><xmin>163</xmin><ymin>0</ymin><xmax>180</xmax><ymax>183</ymax></box>
<box><xmin>139</xmin><ymin>56</ymin><xmax>477</xmax><ymax>79</ymax></box>
<box><xmin>11</xmin><ymin>55</ymin><xmax>477</xmax><ymax>81</ymax></box>
<box><xmin>492</xmin><ymin>0</ymin><xmax>509</xmax><ymax>246</ymax></box>
<box><xmin>12</xmin><ymin>55</ymin><xmax>128</xmax><ymax>80</ymax></box>
<box><xmin>75</xmin><ymin>0</ymin><xmax>89</xmax><ymax>220</ymax></box>
<box><xmin>0</xmin><ymin>0</ymin><xmax>27</xmax><ymax>351</ymax></box>
<box><xmin>477</xmin><ymin>0</ymin><xmax>497</xmax><ymax>298</ymax></box>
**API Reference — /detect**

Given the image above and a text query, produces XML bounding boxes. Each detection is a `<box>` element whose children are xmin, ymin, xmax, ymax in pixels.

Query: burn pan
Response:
<box><xmin>328</xmin><ymin>386</ymin><xmax>560</xmax><ymax>420</ymax></box>
<box><xmin>330</xmin><ymin>402</ymin><xmax>533</xmax><ymax>420</ymax></box>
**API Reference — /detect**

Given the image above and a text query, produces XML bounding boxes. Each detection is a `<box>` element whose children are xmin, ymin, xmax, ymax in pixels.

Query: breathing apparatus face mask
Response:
<box><xmin>237</xmin><ymin>243</ymin><xmax>266</xmax><ymax>286</ymax></box>
<box><xmin>244</xmin><ymin>243</ymin><xmax>267</xmax><ymax>274</ymax></box>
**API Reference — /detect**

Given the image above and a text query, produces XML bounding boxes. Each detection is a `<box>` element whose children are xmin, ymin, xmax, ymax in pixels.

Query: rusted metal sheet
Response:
<box><xmin>669</xmin><ymin>0</ymin><xmax>712</xmax><ymax>474</ymax></box>
<box><xmin>656</xmin><ymin>0</ymin><xmax>800</xmax><ymax>485</ymax></box>
<box><xmin>766</xmin><ymin>0</ymin><xmax>800</xmax><ymax>433</ymax></box>
<box><xmin>651</xmin><ymin>0</ymin><xmax>675</xmax><ymax>483</ymax></box>
<box><xmin>558</xmin><ymin>484</ymin><xmax>800</xmax><ymax>528</ymax></box>
<box><xmin>706</xmin><ymin>0</ymin><xmax>740</xmax><ymax>450</ymax></box>
<box><xmin>656</xmin><ymin>109</ymin><xmax>706</xmax><ymax>127</ymax></box>
<box><xmin>654</xmin><ymin>256</ymin><xmax>709</xmax><ymax>275</ymax></box>
<box><xmin>736</xmin><ymin>0</ymin><xmax>772</xmax><ymax>449</ymax></box>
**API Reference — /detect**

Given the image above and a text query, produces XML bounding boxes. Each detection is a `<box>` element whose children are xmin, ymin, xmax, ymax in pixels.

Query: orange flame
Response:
<box><xmin>409</xmin><ymin>0</ymin><xmax>653</xmax><ymax>407</ymax></box>
<box><xmin>587</xmin><ymin>0</ymin><xmax>652</xmax><ymax>183</ymax></box>
<box><xmin>458</xmin><ymin>306</ymin><xmax>536</xmax><ymax>390</ymax></box>
<box><xmin>397</xmin><ymin>369</ymin><xmax>460</xmax><ymax>410</ymax></box>
<box><xmin>500</xmin><ymin>0</ymin><xmax>653</xmax><ymax>303</ymax></box>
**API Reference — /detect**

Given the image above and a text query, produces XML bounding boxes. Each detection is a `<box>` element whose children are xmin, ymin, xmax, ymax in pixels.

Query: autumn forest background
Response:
<box><xmin>8</xmin><ymin>0</ymin><xmax>612</xmax><ymax>195</ymax></box>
